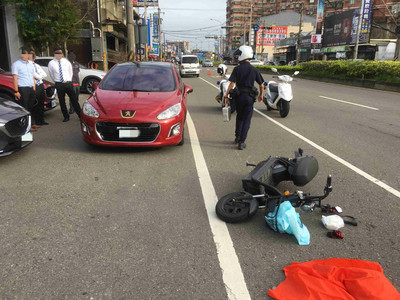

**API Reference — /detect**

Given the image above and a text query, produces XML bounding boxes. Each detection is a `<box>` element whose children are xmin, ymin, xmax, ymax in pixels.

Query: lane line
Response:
<box><xmin>200</xmin><ymin>76</ymin><xmax>220</xmax><ymax>88</ymax></box>
<box><xmin>319</xmin><ymin>95</ymin><xmax>379</xmax><ymax>110</ymax></box>
<box><xmin>254</xmin><ymin>108</ymin><xmax>400</xmax><ymax>199</ymax></box>
<box><xmin>199</xmin><ymin>76</ymin><xmax>400</xmax><ymax>200</ymax></box>
<box><xmin>186</xmin><ymin>112</ymin><xmax>251</xmax><ymax>300</ymax></box>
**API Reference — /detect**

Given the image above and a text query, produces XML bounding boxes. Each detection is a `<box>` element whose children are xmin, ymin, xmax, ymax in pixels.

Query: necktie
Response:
<box><xmin>58</xmin><ymin>60</ymin><xmax>64</xmax><ymax>83</ymax></box>
<box><xmin>33</xmin><ymin>64</ymin><xmax>40</xmax><ymax>86</ymax></box>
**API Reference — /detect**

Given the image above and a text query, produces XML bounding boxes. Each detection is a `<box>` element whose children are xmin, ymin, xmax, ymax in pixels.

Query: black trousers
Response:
<box><xmin>235</xmin><ymin>94</ymin><xmax>254</xmax><ymax>142</ymax></box>
<box><xmin>32</xmin><ymin>83</ymin><xmax>45</xmax><ymax>124</ymax></box>
<box><xmin>55</xmin><ymin>82</ymin><xmax>81</xmax><ymax>119</ymax></box>
<box><xmin>18</xmin><ymin>86</ymin><xmax>35</xmax><ymax>113</ymax></box>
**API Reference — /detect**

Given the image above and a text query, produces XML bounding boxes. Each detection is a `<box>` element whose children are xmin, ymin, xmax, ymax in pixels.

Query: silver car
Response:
<box><xmin>202</xmin><ymin>59</ymin><xmax>213</xmax><ymax>67</ymax></box>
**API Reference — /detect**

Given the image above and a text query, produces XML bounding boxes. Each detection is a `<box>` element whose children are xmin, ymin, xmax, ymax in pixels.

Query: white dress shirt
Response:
<box><xmin>30</xmin><ymin>61</ymin><xmax>47</xmax><ymax>85</ymax></box>
<box><xmin>48</xmin><ymin>57</ymin><xmax>73</xmax><ymax>83</ymax></box>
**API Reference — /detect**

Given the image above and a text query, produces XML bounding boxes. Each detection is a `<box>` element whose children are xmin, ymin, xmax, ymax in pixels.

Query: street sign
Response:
<box><xmin>253</xmin><ymin>24</ymin><xmax>260</xmax><ymax>32</ymax></box>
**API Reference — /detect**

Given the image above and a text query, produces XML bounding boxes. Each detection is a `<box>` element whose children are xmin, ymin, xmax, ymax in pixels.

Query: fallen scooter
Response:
<box><xmin>215</xmin><ymin>148</ymin><xmax>333</xmax><ymax>223</ymax></box>
<box><xmin>263</xmin><ymin>68</ymin><xmax>299</xmax><ymax>118</ymax></box>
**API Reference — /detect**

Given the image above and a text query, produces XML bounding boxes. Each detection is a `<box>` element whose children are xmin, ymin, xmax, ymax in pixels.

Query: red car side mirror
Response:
<box><xmin>185</xmin><ymin>85</ymin><xmax>193</xmax><ymax>94</ymax></box>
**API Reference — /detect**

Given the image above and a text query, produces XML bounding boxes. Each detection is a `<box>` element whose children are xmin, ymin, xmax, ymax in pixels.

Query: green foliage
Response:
<box><xmin>3</xmin><ymin>0</ymin><xmax>81</xmax><ymax>51</ymax></box>
<box><xmin>300</xmin><ymin>60</ymin><xmax>400</xmax><ymax>80</ymax></box>
<box><xmin>256</xmin><ymin>61</ymin><xmax>400</xmax><ymax>83</ymax></box>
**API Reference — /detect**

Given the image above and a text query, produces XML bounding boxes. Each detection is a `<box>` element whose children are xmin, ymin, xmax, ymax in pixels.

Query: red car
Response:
<box><xmin>0</xmin><ymin>68</ymin><xmax>57</xmax><ymax>111</ymax></box>
<box><xmin>80</xmin><ymin>62</ymin><xmax>193</xmax><ymax>147</ymax></box>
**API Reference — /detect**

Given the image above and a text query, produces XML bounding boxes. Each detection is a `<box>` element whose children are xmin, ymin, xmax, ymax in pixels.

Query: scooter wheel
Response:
<box><xmin>215</xmin><ymin>192</ymin><xmax>258</xmax><ymax>223</ymax></box>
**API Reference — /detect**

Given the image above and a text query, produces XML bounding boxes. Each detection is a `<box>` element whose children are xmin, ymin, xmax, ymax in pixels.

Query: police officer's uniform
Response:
<box><xmin>228</xmin><ymin>61</ymin><xmax>264</xmax><ymax>148</ymax></box>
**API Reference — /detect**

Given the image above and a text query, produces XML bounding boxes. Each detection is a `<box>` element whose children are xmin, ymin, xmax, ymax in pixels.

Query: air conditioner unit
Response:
<box><xmin>296</xmin><ymin>3</ymin><xmax>300</xmax><ymax>7</ymax></box>
<box><xmin>282</xmin><ymin>5</ymin><xmax>286</xmax><ymax>9</ymax></box>
<box><xmin>290</xmin><ymin>4</ymin><xmax>294</xmax><ymax>8</ymax></box>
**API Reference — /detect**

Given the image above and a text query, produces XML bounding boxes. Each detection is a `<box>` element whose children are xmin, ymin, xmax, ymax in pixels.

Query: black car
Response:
<box><xmin>0</xmin><ymin>97</ymin><xmax>33</xmax><ymax>157</ymax></box>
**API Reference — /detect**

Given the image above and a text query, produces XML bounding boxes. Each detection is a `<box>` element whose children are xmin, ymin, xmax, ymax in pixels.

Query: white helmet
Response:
<box><xmin>234</xmin><ymin>45</ymin><xmax>253</xmax><ymax>62</ymax></box>
<box><xmin>217</xmin><ymin>64</ymin><xmax>227</xmax><ymax>76</ymax></box>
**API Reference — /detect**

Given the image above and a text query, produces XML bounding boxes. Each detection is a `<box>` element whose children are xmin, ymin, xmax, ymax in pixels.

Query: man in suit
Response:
<box><xmin>48</xmin><ymin>47</ymin><xmax>81</xmax><ymax>122</ymax></box>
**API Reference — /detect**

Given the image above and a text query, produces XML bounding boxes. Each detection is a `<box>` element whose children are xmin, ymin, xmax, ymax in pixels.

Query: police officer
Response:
<box><xmin>224</xmin><ymin>45</ymin><xmax>264</xmax><ymax>150</ymax></box>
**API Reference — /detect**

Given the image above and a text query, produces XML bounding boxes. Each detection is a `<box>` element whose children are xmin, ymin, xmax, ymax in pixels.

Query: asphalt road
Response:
<box><xmin>1</xmin><ymin>67</ymin><xmax>399</xmax><ymax>299</ymax></box>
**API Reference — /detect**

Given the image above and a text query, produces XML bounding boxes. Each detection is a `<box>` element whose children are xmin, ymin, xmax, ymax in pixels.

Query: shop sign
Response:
<box><xmin>257</xmin><ymin>26</ymin><xmax>287</xmax><ymax>46</ymax></box>
<box><xmin>320</xmin><ymin>46</ymin><xmax>349</xmax><ymax>53</ymax></box>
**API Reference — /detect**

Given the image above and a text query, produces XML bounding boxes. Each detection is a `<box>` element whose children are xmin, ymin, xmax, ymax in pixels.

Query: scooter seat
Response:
<box><xmin>269</xmin><ymin>83</ymin><xmax>278</xmax><ymax>93</ymax></box>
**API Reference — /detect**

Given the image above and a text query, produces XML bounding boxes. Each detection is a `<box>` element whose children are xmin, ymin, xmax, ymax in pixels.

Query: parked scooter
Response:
<box><xmin>215</xmin><ymin>64</ymin><xmax>236</xmax><ymax>113</ymax></box>
<box><xmin>215</xmin><ymin>148</ymin><xmax>333</xmax><ymax>223</ymax></box>
<box><xmin>263</xmin><ymin>68</ymin><xmax>299</xmax><ymax>118</ymax></box>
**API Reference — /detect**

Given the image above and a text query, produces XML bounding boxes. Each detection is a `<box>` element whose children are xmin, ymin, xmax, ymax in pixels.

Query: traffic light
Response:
<box><xmin>233</xmin><ymin>36</ymin><xmax>241</xmax><ymax>41</ymax></box>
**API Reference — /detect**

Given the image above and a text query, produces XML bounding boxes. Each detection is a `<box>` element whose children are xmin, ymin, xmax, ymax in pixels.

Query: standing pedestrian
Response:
<box><xmin>67</xmin><ymin>51</ymin><xmax>80</xmax><ymax>115</ymax></box>
<box><xmin>29</xmin><ymin>49</ymin><xmax>49</xmax><ymax>125</ymax></box>
<box><xmin>224</xmin><ymin>45</ymin><xmax>265</xmax><ymax>150</ymax></box>
<box><xmin>11</xmin><ymin>46</ymin><xmax>39</xmax><ymax>131</ymax></box>
<box><xmin>48</xmin><ymin>47</ymin><xmax>81</xmax><ymax>122</ymax></box>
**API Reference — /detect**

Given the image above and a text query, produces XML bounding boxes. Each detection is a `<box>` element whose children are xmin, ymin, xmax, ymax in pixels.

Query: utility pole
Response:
<box><xmin>354</xmin><ymin>0</ymin><xmax>365</xmax><ymax>59</ymax></box>
<box><xmin>127</xmin><ymin>0</ymin><xmax>135</xmax><ymax>61</ymax></box>
<box><xmin>249</xmin><ymin>0</ymin><xmax>254</xmax><ymax>46</ymax></box>
<box><xmin>296</xmin><ymin>2</ymin><xmax>303</xmax><ymax>65</ymax></box>
<box><xmin>158</xmin><ymin>6</ymin><xmax>162</xmax><ymax>60</ymax></box>
<box><xmin>144</xmin><ymin>0</ymin><xmax>148</xmax><ymax>61</ymax></box>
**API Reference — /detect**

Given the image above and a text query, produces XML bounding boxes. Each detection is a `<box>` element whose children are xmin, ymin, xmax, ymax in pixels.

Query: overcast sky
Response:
<box><xmin>144</xmin><ymin>0</ymin><xmax>226</xmax><ymax>51</ymax></box>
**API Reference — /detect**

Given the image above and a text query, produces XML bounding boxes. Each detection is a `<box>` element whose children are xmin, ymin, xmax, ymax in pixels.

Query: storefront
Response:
<box><xmin>273</xmin><ymin>37</ymin><xmax>297</xmax><ymax>65</ymax></box>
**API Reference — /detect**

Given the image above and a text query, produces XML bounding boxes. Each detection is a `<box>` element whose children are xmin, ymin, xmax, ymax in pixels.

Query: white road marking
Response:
<box><xmin>186</xmin><ymin>112</ymin><xmax>251</xmax><ymax>300</ymax></box>
<box><xmin>200</xmin><ymin>76</ymin><xmax>220</xmax><ymax>88</ymax></box>
<box><xmin>254</xmin><ymin>108</ymin><xmax>400</xmax><ymax>199</ymax></box>
<box><xmin>319</xmin><ymin>95</ymin><xmax>379</xmax><ymax>110</ymax></box>
<box><xmin>199</xmin><ymin>76</ymin><xmax>400</xmax><ymax>200</ymax></box>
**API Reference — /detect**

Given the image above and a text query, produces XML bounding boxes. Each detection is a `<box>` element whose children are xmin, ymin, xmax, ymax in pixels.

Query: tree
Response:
<box><xmin>3</xmin><ymin>0</ymin><xmax>81</xmax><ymax>52</ymax></box>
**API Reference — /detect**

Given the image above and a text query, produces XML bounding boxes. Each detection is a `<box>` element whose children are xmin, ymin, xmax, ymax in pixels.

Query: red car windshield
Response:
<box><xmin>100</xmin><ymin>64</ymin><xmax>176</xmax><ymax>92</ymax></box>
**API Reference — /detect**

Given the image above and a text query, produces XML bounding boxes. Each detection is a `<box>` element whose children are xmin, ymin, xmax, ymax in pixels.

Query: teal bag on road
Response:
<box><xmin>265</xmin><ymin>200</ymin><xmax>310</xmax><ymax>245</ymax></box>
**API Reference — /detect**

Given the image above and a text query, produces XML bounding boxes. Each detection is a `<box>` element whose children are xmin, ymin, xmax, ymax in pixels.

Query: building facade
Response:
<box><xmin>226</xmin><ymin>0</ymin><xmax>400</xmax><ymax>57</ymax></box>
<box><xmin>166</xmin><ymin>40</ymin><xmax>190</xmax><ymax>57</ymax></box>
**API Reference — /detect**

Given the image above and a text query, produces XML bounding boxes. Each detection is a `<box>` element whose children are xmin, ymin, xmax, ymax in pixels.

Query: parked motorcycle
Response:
<box><xmin>215</xmin><ymin>148</ymin><xmax>333</xmax><ymax>223</ymax></box>
<box><xmin>215</xmin><ymin>64</ymin><xmax>236</xmax><ymax>113</ymax></box>
<box><xmin>263</xmin><ymin>68</ymin><xmax>299</xmax><ymax>118</ymax></box>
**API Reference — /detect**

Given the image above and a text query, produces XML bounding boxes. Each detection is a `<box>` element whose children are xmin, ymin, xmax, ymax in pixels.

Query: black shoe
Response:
<box><xmin>69</xmin><ymin>109</ymin><xmax>74</xmax><ymax>114</ymax></box>
<box><xmin>238</xmin><ymin>142</ymin><xmax>246</xmax><ymax>150</ymax></box>
<box><xmin>234</xmin><ymin>137</ymin><xmax>239</xmax><ymax>144</ymax></box>
<box><xmin>63</xmin><ymin>117</ymin><xmax>70</xmax><ymax>122</ymax></box>
<box><xmin>37</xmin><ymin>121</ymin><xmax>49</xmax><ymax>125</ymax></box>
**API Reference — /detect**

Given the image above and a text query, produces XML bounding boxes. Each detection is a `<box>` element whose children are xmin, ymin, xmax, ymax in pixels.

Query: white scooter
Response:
<box><xmin>263</xmin><ymin>68</ymin><xmax>299</xmax><ymax>118</ymax></box>
<box><xmin>215</xmin><ymin>64</ymin><xmax>236</xmax><ymax>113</ymax></box>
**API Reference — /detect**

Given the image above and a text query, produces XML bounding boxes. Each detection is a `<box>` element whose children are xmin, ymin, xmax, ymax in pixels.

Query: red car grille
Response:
<box><xmin>5</xmin><ymin>116</ymin><xmax>29</xmax><ymax>137</ymax></box>
<box><xmin>96</xmin><ymin>122</ymin><xmax>160</xmax><ymax>142</ymax></box>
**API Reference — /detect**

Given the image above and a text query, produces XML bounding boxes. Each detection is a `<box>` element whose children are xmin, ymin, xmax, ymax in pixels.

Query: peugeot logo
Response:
<box><xmin>19</xmin><ymin>117</ymin><xmax>27</xmax><ymax>127</ymax></box>
<box><xmin>121</xmin><ymin>110</ymin><xmax>136</xmax><ymax>118</ymax></box>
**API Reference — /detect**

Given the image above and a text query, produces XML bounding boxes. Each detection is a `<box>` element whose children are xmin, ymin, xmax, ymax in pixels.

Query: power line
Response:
<box><xmin>163</xmin><ymin>24</ymin><xmax>223</xmax><ymax>33</ymax></box>
<box><xmin>160</xmin><ymin>7</ymin><xmax>225</xmax><ymax>11</ymax></box>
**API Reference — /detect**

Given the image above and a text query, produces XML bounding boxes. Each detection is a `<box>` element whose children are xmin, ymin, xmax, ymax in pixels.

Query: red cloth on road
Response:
<box><xmin>268</xmin><ymin>258</ymin><xmax>400</xmax><ymax>300</ymax></box>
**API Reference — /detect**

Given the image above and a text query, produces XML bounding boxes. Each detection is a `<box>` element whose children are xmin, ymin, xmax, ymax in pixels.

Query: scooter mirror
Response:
<box><xmin>294</xmin><ymin>71</ymin><xmax>300</xmax><ymax>76</ymax></box>
<box><xmin>271</xmin><ymin>68</ymin><xmax>278</xmax><ymax>73</ymax></box>
<box><xmin>300</xmin><ymin>202</ymin><xmax>315</xmax><ymax>212</ymax></box>
<box><xmin>217</xmin><ymin>81</ymin><xmax>221</xmax><ymax>85</ymax></box>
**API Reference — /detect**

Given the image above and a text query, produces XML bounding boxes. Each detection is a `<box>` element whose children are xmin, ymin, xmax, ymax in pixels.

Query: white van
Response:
<box><xmin>180</xmin><ymin>55</ymin><xmax>200</xmax><ymax>77</ymax></box>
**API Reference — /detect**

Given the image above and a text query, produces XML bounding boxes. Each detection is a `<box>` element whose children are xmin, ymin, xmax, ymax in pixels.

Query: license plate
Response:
<box><xmin>21</xmin><ymin>132</ymin><xmax>33</xmax><ymax>142</ymax></box>
<box><xmin>119</xmin><ymin>129</ymin><xmax>140</xmax><ymax>138</ymax></box>
<box><xmin>51</xmin><ymin>100</ymin><xmax>57</xmax><ymax>108</ymax></box>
